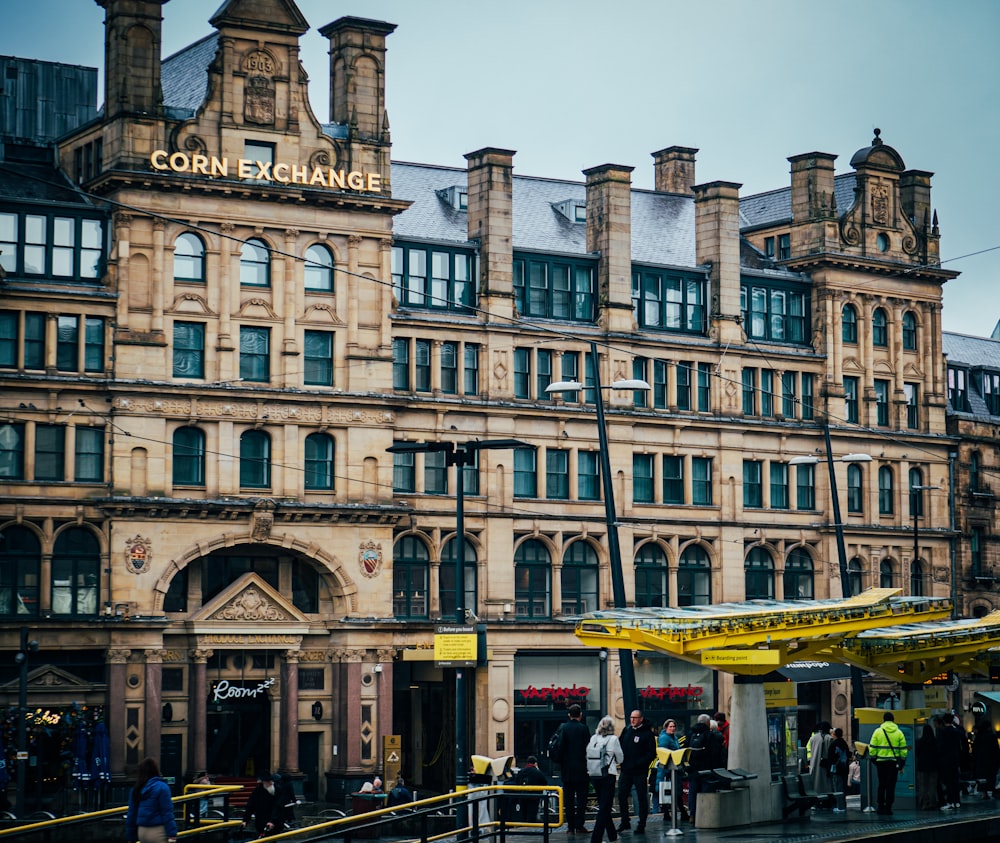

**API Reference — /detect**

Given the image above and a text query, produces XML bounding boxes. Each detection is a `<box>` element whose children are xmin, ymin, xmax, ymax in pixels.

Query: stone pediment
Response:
<box><xmin>210</xmin><ymin>0</ymin><xmax>309</xmax><ymax>36</ymax></box>
<box><xmin>190</xmin><ymin>572</ymin><xmax>309</xmax><ymax>624</ymax></box>
<box><xmin>0</xmin><ymin>665</ymin><xmax>91</xmax><ymax>692</ymax></box>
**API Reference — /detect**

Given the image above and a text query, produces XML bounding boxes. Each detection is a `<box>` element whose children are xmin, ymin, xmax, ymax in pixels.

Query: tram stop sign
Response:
<box><xmin>434</xmin><ymin>624</ymin><xmax>477</xmax><ymax>667</ymax></box>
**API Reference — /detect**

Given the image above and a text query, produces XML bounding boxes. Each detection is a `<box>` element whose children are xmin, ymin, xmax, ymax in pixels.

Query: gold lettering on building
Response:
<box><xmin>151</xmin><ymin>150</ymin><xmax>381</xmax><ymax>193</ymax></box>
<box><xmin>202</xmin><ymin>634</ymin><xmax>299</xmax><ymax>646</ymax></box>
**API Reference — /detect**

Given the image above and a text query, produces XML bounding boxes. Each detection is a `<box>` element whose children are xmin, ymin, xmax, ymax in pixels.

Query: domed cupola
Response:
<box><xmin>849</xmin><ymin>128</ymin><xmax>906</xmax><ymax>172</ymax></box>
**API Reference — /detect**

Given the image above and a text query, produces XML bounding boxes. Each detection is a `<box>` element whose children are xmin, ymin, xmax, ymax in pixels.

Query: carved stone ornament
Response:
<box><xmin>250</xmin><ymin>499</ymin><xmax>276</xmax><ymax>543</ymax></box>
<box><xmin>245</xmin><ymin>74</ymin><xmax>275</xmax><ymax>126</ymax></box>
<box><xmin>124</xmin><ymin>535</ymin><xmax>152</xmax><ymax>575</ymax></box>
<box><xmin>870</xmin><ymin>183</ymin><xmax>890</xmax><ymax>226</ymax></box>
<box><xmin>359</xmin><ymin>541</ymin><xmax>383</xmax><ymax>578</ymax></box>
<box><xmin>208</xmin><ymin>586</ymin><xmax>290</xmax><ymax>622</ymax></box>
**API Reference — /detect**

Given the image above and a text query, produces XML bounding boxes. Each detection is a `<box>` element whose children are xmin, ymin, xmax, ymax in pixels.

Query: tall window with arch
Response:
<box><xmin>784</xmin><ymin>548</ymin><xmax>814</xmax><ymax>599</ymax></box>
<box><xmin>0</xmin><ymin>525</ymin><xmax>40</xmax><ymax>616</ymax></box>
<box><xmin>393</xmin><ymin>535</ymin><xmax>429</xmax><ymax>619</ymax></box>
<box><xmin>52</xmin><ymin>527</ymin><xmax>99</xmax><ymax>616</ymax></box>
<box><xmin>846</xmin><ymin>463</ymin><xmax>864</xmax><ymax>513</ymax></box>
<box><xmin>909</xmin><ymin>560</ymin><xmax>925</xmax><ymax>596</ymax></box>
<box><xmin>842</xmin><ymin>303</ymin><xmax>858</xmax><ymax>344</ymax></box>
<box><xmin>908</xmin><ymin>467</ymin><xmax>925</xmax><ymax>517</ymax></box>
<box><xmin>172</xmin><ymin>427</ymin><xmax>205</xmax><ymax>486</ymax></box>
<box><xmin>634</xmin><ymin>543</ymin><xmax>668</xmax><ymax>608</ymax></box>
<box><xmin>514</xmin><ymin>539</ymin><xmax>550</xmax><ymax>619</ymax></box>
<box><xmin>878</xmin><ymin>465</ymin><xmax>894</xmax><ymax>515</ymax></box>
<box><xmin>561</xmin><ymin>541</ymin><xmax>599</xmax><ymax>615</ymax></box>
<box><xmin>173</xmin><ymin>232</ymin><xmax>205</xmax><ymax>282</ymax></box>
<box><xmin>880</xmin><ymin>559</ymin><xmax>895</xmax><ymax>589</ymax></box>
<box><xmin>240</xmin><ymin>238</ymin><xmax>270</xmax><ymax>286</ymax></box>
<box><xmin>744</xmin><ymin>546</ymin><xmax>775</xmax><ymax>600</ymax></box>
<box><xmin>677</xmin><ymin>545</ymin><xmax>711</xmax><ymax>607</ymax></box>
<box><xmin>847</xmin><ymin>557</ymin><xmax>864</xmax><ymax>597</ymax></box>
<box><xmin>901</xmin><ymin>310</ymin><xmax>917</xmax><ymax>351</ymax></box>
<box><xmin>872</xmin><ymin>307</ymin><xmax>888</xmax><ymax>347</ymax></box>
<box><xmin>304</xmin><ymin>432</ymin><xmax>334</xmax><ymax>491</ymax></box>
<box><xmin>439</xmin><ymin>537</ymin><xmax>477</xmax><ymax>620</ymax></box>
<box><xmin>304</xmin><ymin>243</ymin><xmax>334</xmax><ymax>292</ymax></box>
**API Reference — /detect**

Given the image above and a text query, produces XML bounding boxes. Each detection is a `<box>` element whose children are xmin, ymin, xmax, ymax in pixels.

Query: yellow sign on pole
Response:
<box><xmin>702</xmin><ymin>650</ymin><xmax>780</xmax><ymax>666</ymax></box>
<box><xmin>434</xmin><ymin>624</ymin><xmax>478</xmax><ymax>667</ymax></box>
<box><xmin>383</xmin><ymin>735</ymin><xmax>402</xmax><ymax>785</ymax></box>
<box><xmin>764</xmin><ymin>683</ymin><xmax>798</xmax><ymax>706</ymax></box>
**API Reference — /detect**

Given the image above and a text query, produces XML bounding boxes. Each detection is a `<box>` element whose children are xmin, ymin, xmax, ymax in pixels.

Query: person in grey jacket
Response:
<box><xmin>588</xmin><ymin>715</ymin><xmax>624</xmax><ymax>843</ymax></box>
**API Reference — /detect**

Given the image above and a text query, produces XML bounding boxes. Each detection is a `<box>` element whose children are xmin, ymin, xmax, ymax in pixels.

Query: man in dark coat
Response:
<box><xmin>513</xmin><ymin>755</ymin><xmax>548</xmax><ymax>821</ymax></box>
<box><xmin>551</xmin><ymin>703</ymin><xmax>592</xmax><ymax>833</ymax></box>
<box><xmin>617</xmin><ymin>710</ymin><xmax>657</xmax><ymax>833</ymax></box>
<box><xmin>242</xmin><ymin>772</ymin><xmax>277</xmax><ymax>837</ymax></box>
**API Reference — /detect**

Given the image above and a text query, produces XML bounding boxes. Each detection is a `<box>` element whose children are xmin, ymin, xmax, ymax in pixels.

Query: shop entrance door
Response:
<box><xmin>206</xmin><ymin>693</ymin><xmax>271</xmax><ymax>776</ymax></box>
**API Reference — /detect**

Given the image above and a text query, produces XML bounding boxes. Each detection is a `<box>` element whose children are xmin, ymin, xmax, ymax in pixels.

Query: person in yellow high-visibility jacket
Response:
<box><xmin>869</xmin><ymin>711</ymin><xmax>909</xmax><ymax>815</ymax></box>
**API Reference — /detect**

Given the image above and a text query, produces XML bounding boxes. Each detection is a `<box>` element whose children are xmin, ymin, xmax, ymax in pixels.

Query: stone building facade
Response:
<box><xmin>0</xmin><ymin>0</ymin><xmax>975</xmax><ymax>808</ymax></box>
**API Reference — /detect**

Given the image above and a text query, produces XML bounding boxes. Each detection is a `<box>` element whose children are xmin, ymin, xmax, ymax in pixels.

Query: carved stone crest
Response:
<box><xmin>871</xmin><ymin>183</ymin><xmax>889</xmax><ymax>226</ymax></box>
<box><xmin>124</xmin><ymin>535</ymin><xmax>152</xmax><ymax>575</ymax></box>
<box><xmin>359</xmin><ymin>541</ymin><xmax>383</xmax><ymax>578</ymax></box>
<box><xmin>245</xmin><ymin>75</ymin><xmax>275</xmax><ymax>126</ymax></box>
<box><xmin>250</xmin><ymin>500</ymin><xmax>276</xmax><ymax>542</ymax></box>
<box><xmin>209</xmin><ymin>586</ymin><xmax>289</xmax><ymax>622</ymax></box>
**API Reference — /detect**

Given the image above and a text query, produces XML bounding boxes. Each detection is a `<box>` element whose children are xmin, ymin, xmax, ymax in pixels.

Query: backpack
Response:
<box><xmin>586</xmin><ymin>736</ymin><xmax>610</xmax><ymax>778</ymax></box>
<box><xmin>828</xmin><ymin>742</ymin><xmax>847</xmax><ymax>775</ymax></box>
<box><xmin>547</xmin><ymin>727</ymin><xmax>562</xmax><ymax>759</ymax></box>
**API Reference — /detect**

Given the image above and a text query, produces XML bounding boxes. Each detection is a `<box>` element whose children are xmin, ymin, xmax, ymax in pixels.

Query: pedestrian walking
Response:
<box><xmin>971</xmin><ymin>718</ymin><xmax>1000</xmax><ymax>799</ymax></box>
<box><xmin>937</xmin><ymin>715</ymin><xmax>964</xmax><ymax>810</ymax></box>
<box><xmin>808</xmin><ymin>722</ymin><xmax>833</xmax><ymax>801</ymax></box>
<box><xmin>587</xmin><ymin>715</ymin><xmax>624</xmax><ymax>843</ymax></box>
<box><xmin>551</xmin><ymin>703</ymin><xmax>592</xmax><ymax>833</ymax></box>
<box><xmin>242</xmin><ymin>772</ymin><xmax>278</xmax><ymax>838</ymax></box>
<box><xmin>686</xmin><ymin>713</ymin><xmax>723</xmax><ymax>824</ymax></box>
<box><xmin>125</xmin><ymin>757</ymin><xmax>178</xmax><ymax>843</ymax></box>
<box><xmin>617</xmin><ymin>710</ymin><xmax>656</xmax><ymax>833</ymax></box>
<box><xmin>869</xmin><ymin>711</ymin><xmax>908</xmax><ymax>815</ymax></box>
<box><xmin>827</xmin><ymin>728</ymin><xmax>850</xmax><ymax>812</ymax></box>
<box><xmin>654</xmin><ymin>720</ymin><xmax>680</xmax><ymax>815</ymax></box>
<box><xmin>513</xmin><ymin>755</ymin><xmax>548</xmax><ymax>821</ymax></box>
<box><xmin>915</xmin><ymin>723</ymin><xmax>939</xmax><ymax>809</ymax></box>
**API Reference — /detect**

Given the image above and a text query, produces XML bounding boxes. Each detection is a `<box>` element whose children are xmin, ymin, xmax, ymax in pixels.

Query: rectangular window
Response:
<box><xmin>514</xmin><ymin>254</ymin><xmax>595</xmax><ymax>322</ymax></box>
<box><xmin>514</xmin><ymin>449</ymin><xmax>537</xmax><ymax>498</ymax></box>
<box><xmin>24</xmin><ymin>314</ymin><xmax>44</xmax><ymax>369</ymax></box>
<box><xmin>874</xmin><ymin>379</ymin><xmax>890</xmax><ymax>426</ymax></box>
<box><xmin>583</xmin><ymin>352</ymin><xmax>597</xmax><ymax>405</ymax></box>
<box><xmin>536</xmin><ymin>349</ymin><xmax>552</xmax><ymax>400</ymax></box>
<box><xmin>173</xmin><ymin>322</ymin><xmax>205</xmax><ymax>379</ymax></box>
<box><xmin>513</xmin><ymin>348</ymin><xmax>531</xmax><ymax>399</ymax></box>
<box><xmin>770</xmin><ymin>462</ymin><xmax>789</xmax><ymax>509</ymax></box>
<box><xmin>74</xmin><ymin>427</ymin><xmax>104</xmax><ymax>482</ymax></box>
<box><xmin>633</xmin><ymin>358</ymin><xmax>648</xmax><ymax>409</ymax></box>
<box><xmin>948</xmin><ymin>367</ymin><xmax>969</xmax><ymax>412</ymax></box>
<box><xmin>663</xmin><ymin>455</ymin><xmax>684</xmax><ymax>505</ymax></box>
<box><xmin>777</xmin><ymin>233</ymin><xmax>791</xmax><ymax>260</ymax></box>
<box><xmin>676</xmin><ymin>362</ymin><xmax>692</xmax><ymax>411</ymax></box>
<box><xmin>392</xmin><ymin>338</ymin><xmax>410</xmax><ymax>390</ymax></box>
<box><xmin>440</xmin><ymin>341</ymin><xmax>458</xmax><ymax>394</ymax></box>
<box><xmin>796</xmin><ymin>463</ymin><xmax>816</xmax><ymax>510</ymax></box>
<box><xmin>424</xmin><ymin>450</ymin><xmax>447</xmax><ymax>495</ymax></box>
<box><xmin>5</xmin><ymin>213</ymin><xmax>103</xmax><ymax>280</ymax></box>
<box><xmin>692</xmin><ymin>457</ymin><xmax>713</xmax><ymax>505</ymax></box>
<box><xmin>740</xmin><ymin>280</ymin><xmax>808</xmax><ymax>343</ymax></box>
<box><xmin>760</xmin><ymin>369</ymin><xmax>774</xmax><ymax>417</ymax></box>
<box><xmin>697</xmin><ymin>362</ymin><xmax>711</xmax><ymax>412</ymax></box>
<box><xmin>982</xmin><ymin>371</ymin><xmax>1000</xmax><ymax>415</ymax></box>
<box><xmin>414</xmin><ymin>339</ymin><xmax>431</xmax><ymax>392</ymax></box>
<box><xmin>801</xmin><ymin>373</ymin><xmax>815</xmax><ymax>420</ymax></box>
<box><xmin>463</xmin><ymin>344</ymin><xmax>479</xmax><ymax>395</ymax></box>
<box><xmin>462</xmin><ymin>449</ymin><xmax>479</xmax><ymax>496</ymax></box>
<box><xmin>781</xmin><ymin>372</ymin><xmax>796</xmax><ymax>418</ymax></box>
<box><xmin>844</xmin><ymin>376</ymin><xmax>859</xmax><ymax>424</ymax></box>
<box><xmin>653</xmin><ymin>359</ymin><xmax>668</xmax><ymax>409</ymax></box>
<box><xmin>239</xmin><ymin>327</ymin><xmax>270</xmax><ymax>382</ymax></box>
<box><xmin>0</xmin><ymin>312</ymin><xmax>16</xmax><ymax>367</ymax></box>
<box><xmin>56</xmin><ymin>315</ymin><xmax>78</xmax><ymax>372</ymax></box>
<box><xmin>578</xmin><ymin>451</ymin><xmax>600</xmax><ymax>500</ymax></box>
<box><xmin>742</xmin><ymin>368</ymin><xmax>757</xmax><ymax>416</ymax></box>
<box><xmin>545</xmin><ymin>449</ymin><xmax>570</xmax><ymax>499</ymax></box>
<box><xmin>633</xmin><ymin>454</ymin><xmax>654</xmax><ymax>503</ymax></box>
<box><xmin>905</xmin><ymin>382</ymin><xmax>919</xmax><ymax>429</ymax></box>
<box><xmin>84</xmin><ymin>317</ymin><xmax>103</xmax><ymax>372</ymax></box>
<box><xmin>631</xmin><ymin>268</ymin><xmax>707</xmax><ymax>334</ymax></box>
<box><xmin>561</xmin><ymin>353</ymin><xmax>579</xmax><ymax>403</ymax></box>
<box><xmin>764</xmin><ymin>236</ymin><xmax>775</xmax><ymax>258</ymax></box>
<box><xmin>743</xmin><ymin>461</ymin><xmax>763</xmax><ymax>508</ymax></box>
<box><xmin>393</xmin><ymin>242</ymin><xmax>474</xmax><ymax>311</ymax></box>
<box><xmin>304</xmin><ymin>330</ymin><xmax>334</xmax><ymax>387</ymax></box>
<box><xmin>35</xmin><ymin>424</ymin><xmax>65</xmax><ymax>481</ymax></box>
<box><xmin>0</xmin><ymin>422</ymin><xmax>25</xmax><ymax>479</ymax></box>
<box><xmin>392</xmin><ymin>448</ymin><xmax>415</xmax><ymax>492</ymax></box>
<box><xmin>0</xmin><ymin>213</ymin><xmax>17</xmax><ymax>273</ymax></box>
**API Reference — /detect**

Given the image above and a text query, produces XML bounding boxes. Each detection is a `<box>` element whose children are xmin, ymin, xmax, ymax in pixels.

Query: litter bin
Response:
<box><xmin>351</xmin><ymin>792</ymin><xmax>387</xmax><ymax>838</ymax></box>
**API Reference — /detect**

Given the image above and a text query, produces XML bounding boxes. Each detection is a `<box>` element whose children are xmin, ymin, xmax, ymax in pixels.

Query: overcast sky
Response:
<box><xmin>3</xmin><ymin>0</ymin><xmax>998</xmax><ymax>338</ymax></box>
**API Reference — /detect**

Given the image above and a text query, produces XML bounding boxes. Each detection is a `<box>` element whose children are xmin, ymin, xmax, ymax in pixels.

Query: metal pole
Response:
<box><xmin>589</xmin><ymin>342</ymin><xmax>637</xmax><ymax>715</ymax></box>
<box><xmin>948</xmin><ymin>452</ymin><xmax>958</xmax><ymax>619</ymax></box>
<box><xmin>453</xmin><ymin>446</ymin><xmax>469</xmax><ymax>802</ymax></box>
<box><xmin>16</xmin><ymin>627</ymin><xmax>28</xmax><ymax>819</ymax></box>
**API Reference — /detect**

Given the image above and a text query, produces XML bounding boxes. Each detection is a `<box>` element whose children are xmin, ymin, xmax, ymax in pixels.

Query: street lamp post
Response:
<box><xmin>387</xmin><ymin>438</ymin><xmax>533</xmax><ymax>803</ymax></box>
<box><xmin>547</xmin><ymin>341</ymin><xmax>650</xmax><ymax>716</ymax></box>
<box><xmin>15</xmin><ymin>627</ymin><xmax>38</xmax><ymax>818</ymax></box>
<box><xmin>910</xmin><ymin>483</ymin><xmax>941</xmax><ymax>592</ymax></box>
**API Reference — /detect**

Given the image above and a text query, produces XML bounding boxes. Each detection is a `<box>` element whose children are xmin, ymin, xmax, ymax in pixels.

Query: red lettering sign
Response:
<box><xmin>514</xmin><ymin>684</ymin><xmax>590</xmax><ymax>704</ymax></box>
<box><xmin>637</xmin><ymin>685</ymin><xmax>704</xmax><ymax>703</ymax></box>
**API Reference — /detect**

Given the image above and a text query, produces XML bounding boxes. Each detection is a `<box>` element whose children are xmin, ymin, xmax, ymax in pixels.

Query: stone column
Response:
<box><xmin>143</xmin><ymin>650</ymin><xmax>163</xmax><ymax>762</ymax></box>
<box><xmin>189</xmin><ymin>649</ymin><xmax>212</xmax><ymax>776</ymax></box>
<box><xmin>728</xmin><ymin>675</ymin><xmax>778</xmax><ymax>822</ymax></box>
<box><xmin>281</xmin><ymin>650</ymin><xmax>301</xmax><ymax>774</ymax></box>
<box><xmin>151</xmin><ymin>219</ymin><xmax>164</xmax><ymax>333</ymax></box>
<box><xmin>106</xmin><ymin>649</ymin><xmax>131</xmax><ymax>779</ymax></box>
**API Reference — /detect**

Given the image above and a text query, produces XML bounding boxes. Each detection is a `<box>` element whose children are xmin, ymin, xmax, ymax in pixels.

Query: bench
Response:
<box><xmin>781</xmin><ymin>775</ymin><xmax>816</xmax><ymax>819</ymax></box>
<box><xmin>711</xmin><ymin>768</ymin><xmax>758</xmax><ymax>788</ymax></box>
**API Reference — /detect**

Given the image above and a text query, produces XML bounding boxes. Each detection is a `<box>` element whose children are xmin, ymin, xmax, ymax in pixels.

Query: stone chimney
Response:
<box><xmin>788</xmin><ymin>152</ymin><xmax>838</xmax><ymax>222</ymax></box>
<box><xmin>465</xmin><ymin>147</ymin><xmax>516</xmax><ymax>320</ymax></box>
<box><xmin>652</xmin><ymin>146</ymin><xmax>698</xmax><ymax>195</ymax></box>
<box><xmin>584</xmin><ymin>164</ymin><xmax>635</xmax><ymax>333</ymax></box>
<box><xmin>694</xmin><ymin>181</ymin><xmax>743</xmax><ymax>344</ymax></box>
<box><xmin>900</xmin><ymin>169</ymin><xmax>939</xmax><ymax>263</ymax></box>
<box><xmin>96</xmin><ymin>0</ymin><xmax>167</xmax><ymax>119</ymax></box>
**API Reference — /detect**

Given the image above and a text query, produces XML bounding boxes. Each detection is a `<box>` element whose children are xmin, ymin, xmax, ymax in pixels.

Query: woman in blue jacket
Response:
<box><xmin>126</xmin><ymin>757</ymin><xmax>178</xmax><ymax>843</ymax></box>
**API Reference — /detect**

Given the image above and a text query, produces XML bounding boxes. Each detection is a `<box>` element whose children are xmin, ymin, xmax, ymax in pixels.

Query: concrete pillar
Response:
<box><xmin>189</xmin><ymin>650</ymin><xmax>211</xmax><ymax>776</ymax></box>
<box><xmin>729</xmin><ymin>675</ymin><xmax>779</xmax><ymax>822</ymax></box>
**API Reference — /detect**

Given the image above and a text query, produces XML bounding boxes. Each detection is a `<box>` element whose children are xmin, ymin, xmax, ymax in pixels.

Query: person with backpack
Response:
<box><xmin>685</xmin><ymin>714</ymin><xmax>711</xmax><ymax>824</ymax></box>
<box><xmin>827</xmin><ymin>727</ymin><xmax>850</xmax><ymax>812</ymax></box>
<box><xmin>550</xmin><ymin>703</ymin><xmax>592</xmax><ymax>833</ymax></box>
<box><xmin>587</xmin><ymin>715</ymin><xmax>624</xmax><ymax>843</ymax></box>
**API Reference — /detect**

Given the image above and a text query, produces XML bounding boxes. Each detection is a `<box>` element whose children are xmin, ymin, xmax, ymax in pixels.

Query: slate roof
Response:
<box><xmin>0</xmin><ymin>158</ymin><xmax>94</xmax><ymax>206</ymax></box>
<box><xmin>740</xmin><ymin>173</ymin><xmax>858</xmax><ymax>229</ymax></box>
<box><xmin>943</xmin><ymin>332</ymin><xmax>1000</xmax><ymax>418</ymax></box>
<box><xmin>162</xmin><ymin>34</ymin><xmax>218</xmax><ymax>117</ymax></box>
<box><xmin>391</xmin><ymin>162</ymin><xmax>697</xmax><ymax>267</ymax></box>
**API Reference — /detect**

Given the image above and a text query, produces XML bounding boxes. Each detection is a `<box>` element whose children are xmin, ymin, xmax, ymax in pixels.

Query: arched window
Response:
<box><xmin>52</xmin><ymin>527</ymin><xmax>99</xmax><ymax>616</ymax></box>
<box><xmin>677</xmin><ymin>545</ymin><xmax>711</xmax><ymax>607</ymax></box>
<box><xmin>872</xmin><ymin>307</ymin><xmax>888</xmax><ymax>347</ymax></box>
<box><xmin>909</xmin><ymin>467</ymin><xmax>924</xmax><ymax>517</ymax></box>
<box><xmin>393</xmin><ymin>535</ymin><xmax>429</xmax><ymax>619</ymax></box>
<box><xmin>902</xmin><ymin>311</ymin><xmax>917</xmax><ymax>351</ymax></box>
<box><xmin>240</xmin><ymin>238</ymin><xmax>270</xmax><ymax>287</ymax></box>
<box><xmin>880</xmin><ymin>559</ymin><xmax>895</xmax><ymax>589</ymax></box>
<box><xmin>842</xmin><ymin>304</ymin><xmax>858</xmax><ymax>344</ymax></box>
<box><xmin>745</xmin><ymin>546</ymin><xmax>774</xmax><ymax>600</ymax></box>
<box><xmin>304</xmin><ymin>432</ymin><xmax>334</xmax><ymax>490</ymax></box>
<box><xmin>173</xmin><ymin>233</ymin><xmax>205</xmax><ymax>282</ymax></box>
<box><xmin>439</xmin><ymin>537</ymin><xmax>477</xmax><ymax>619</ymax></box>
<box><xmin>878</xmin><ymin>466</ymin><xmax>894</xmax><ymax>515</ymax></box>
<box><xmin>172</xmin><ymin>427</ymin><xmax>205</xmax><ymax>486</ymax></box>
<box><xmin>304</xmin><ymin>244</ymin><xmax>334</xmax><ymax>292</ymax></box>
<box><xmin>846</xmin><ymin>463</ymin><xmax>863</xmax><ymax>513</ymax></box>
<box><xmin>848</xmin><ymin>557</ymin><xmax>864</xmax><ymax>597</ymax></box>
<box><xmin>910</xmin><ymin>560</ymin><xmax>925</xmax><ymax>596</ymax></box>
<box><xmin>514</xmin><ymin>539</ymin><xmax>550</xmax><ymax>619</ymax></box>
<box><xmin>634</xmin><ymin>544</ymin><xmax>668</xmax><ymax>608</ymax></box>
<box><xmin>0</xmin><ymin>525</ymin><xmax>40</xmax><ymax>616</ymax></box>
<box><xmin>561</xmin><ymin>541</ymin><xmax>599</xmax><ymax>615</ymax></box>
<box><xmin>784</xmin><ymin>548</ymin><xmax>814</xmax><ymax>599</ymax></box>
<box><xmin>239</xmin><ymin>430</ymin><xmax>271</xmax><ymax>488</ymax></box>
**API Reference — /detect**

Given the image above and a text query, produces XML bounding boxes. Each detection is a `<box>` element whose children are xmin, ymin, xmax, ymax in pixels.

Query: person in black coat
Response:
<box><xmin>552</xmin><ymin>703</ymin><xmax>593</xmax><ymax>833</ymax></box>
<box><xmin>267</xmin><ymin>773</ymin><xmax>298</xmax><ymax>833</ymax></box>
<box><xmin>915</xmin><ymin>723</ymin><xmax>939</xmax><ymax>809</ymax></box>
<box><xmin>242</xmin><ymin>772</ymin><xmax>277</xmax><ymax>837</ymax></box>
<box><xmin>936</xmin><ymin>716</ymin><xmax>964</xmax><ymax>810</ymax></box>
<box><xmin>617</xmin><ymin>710</ymin><xmax>657</xmax><ymax>833</ymax></box>
<box><xmin>513</xmin><ymin>756</ymin><xmax>549</xmax><ymax>821</ymax></box>
<box><xmin>971</xmin><ymin>718</ymin><xmax>1000</xmax><ymax>798</ymax></box>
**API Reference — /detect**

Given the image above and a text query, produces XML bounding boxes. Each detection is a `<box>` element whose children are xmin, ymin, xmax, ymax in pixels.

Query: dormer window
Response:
<box><xmin>552</xmin><ymin>199</ymin><xmax>586</xmax><ymax>224</ymax></box>
<box><xmin>436</xmin><ymin>185</ymin><xmax>468</xmax><ymax>211</ymax></box>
